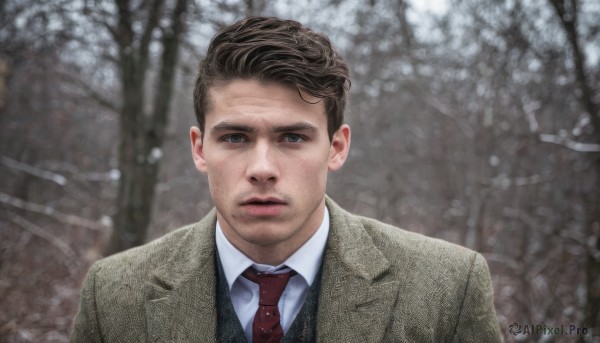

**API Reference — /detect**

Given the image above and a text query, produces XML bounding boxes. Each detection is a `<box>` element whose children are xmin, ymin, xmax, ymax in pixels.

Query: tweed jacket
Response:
<box><xmin>71</xmin><ymin>197</ymin><xmax>501</xmax><ymax>342</ymax></box>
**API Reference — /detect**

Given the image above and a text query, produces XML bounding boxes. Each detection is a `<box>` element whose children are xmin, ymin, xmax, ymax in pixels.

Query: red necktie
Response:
<box><xmin>243</xmin><ymin>268</ymin><xmax>297</xmax><ymax>343</ymax></box>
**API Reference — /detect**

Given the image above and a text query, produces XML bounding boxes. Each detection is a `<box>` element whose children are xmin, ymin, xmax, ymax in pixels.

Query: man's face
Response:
<box><xmin>190</xmin><ymin>79</ymin><xmax>350</xmax><ymax>263</ymax></box>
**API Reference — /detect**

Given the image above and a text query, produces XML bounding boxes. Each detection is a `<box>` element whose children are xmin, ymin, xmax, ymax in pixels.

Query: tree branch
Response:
<box><xmin>59</xmin><ymin>72</ymin><xmax>119</xmax><ymax>113</ymax></box>
<box><xmin>539</xmin><ymin>133</ymin><xmax>600</xmax><ymax>152</ymax></box>
<box><xmin>549</xmin><ymin>0</ymin><xmax>600</xmax><ymax>133</ymax></box>
<box><xmin>149</xmin><ymin>0</ymin><xmax>188</xmax><ymax>142</ymax></box>
<box><xmin>1</xmin><ymin>156</ymin><xmax>67</xmax><ymax>186</ymax></box>
<box><xmin>138</xmin><ymin>0</ymin><xmax>165</xmax><ymax>71</ymax></box>
<box><xmin>523</xmin><ymin>103</ymin><xmax>600</xmax><ymax>152</ymax></box>
<box><xmin>411</xmin><ymin>87</ymin><xmax>476</xmax><ymax>139</ymax></box>
<box><xmin>5</xmin><ymin>212</ymin><xmax>78</xmax><ymax>261</ymax></box>
<box><xmin>0</xmin><ymin>192</ymin><xmax>109</xmax><ymax>230</ymax></box>
<box><xmin>481</xmin><ymin>173</ymin><xmax>555</xmax><ymax>189</ymax></box>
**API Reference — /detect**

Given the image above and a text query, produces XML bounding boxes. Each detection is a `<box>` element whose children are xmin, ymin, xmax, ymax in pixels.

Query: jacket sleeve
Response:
<box><xmin>452</xmin><ymin>253</ymin><xmax>501</xmax><ymax>343</ymax></box>
<box><xmin>71</xmin><ymin>262</ymin><xmax>103</xmax><ymax>343</ymax></box>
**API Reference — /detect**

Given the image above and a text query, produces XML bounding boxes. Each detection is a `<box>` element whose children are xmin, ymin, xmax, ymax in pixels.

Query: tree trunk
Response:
<box><xmin>106</xmin><ymin>0</ymin><xmax>188</xmax><ymax>255</ymax></box>
<box><xmin>548</xmin><ymin>0</ymin><xmax>600</xmax><ymax>335</ymax></box>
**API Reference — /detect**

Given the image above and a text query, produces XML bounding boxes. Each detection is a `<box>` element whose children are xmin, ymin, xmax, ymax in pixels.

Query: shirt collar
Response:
<box><xmin>215</xmin><ymin>206</ymin><xmax>330</xmax><ymax>290</ymax></box>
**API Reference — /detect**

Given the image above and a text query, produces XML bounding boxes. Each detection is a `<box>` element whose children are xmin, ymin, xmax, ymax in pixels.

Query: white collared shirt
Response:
<box><xmin>215</xmin><ymin>207</ymin><xmax>329</xmax><ymax>342</ymax></box>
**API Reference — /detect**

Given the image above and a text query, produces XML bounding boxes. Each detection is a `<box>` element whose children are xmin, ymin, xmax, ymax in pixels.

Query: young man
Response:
<box><xmin>71</xmin><ymin>17</ymin><xmax>501</xmax><ymax>342</ymax></box>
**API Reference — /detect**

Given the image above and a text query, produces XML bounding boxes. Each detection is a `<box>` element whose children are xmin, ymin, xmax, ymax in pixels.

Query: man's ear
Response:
<box><xmin>328</xmin><ymin>124</ymin><xmax>351</xmax><ymax>171</ymax></box>
<box><xmin>190</xmin><ymin>126</ymin><xmax>208</xmax><ymax>173</ymax></box>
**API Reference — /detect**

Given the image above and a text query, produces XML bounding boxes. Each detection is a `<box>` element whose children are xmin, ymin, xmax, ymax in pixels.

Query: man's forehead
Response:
<box><xmin>209</xmin><ymin>120</ymin><xmax>318</xmax><ymax>134</ymax></box>
<box><xmin>208</xmin><ymin>79</ymin><xmax>323</xmax><ymax>106</ymax></box>
<box><xmin>204</xmin><ymin>79</ymin><xmax>327</xmax><ymax>125</ymax></box>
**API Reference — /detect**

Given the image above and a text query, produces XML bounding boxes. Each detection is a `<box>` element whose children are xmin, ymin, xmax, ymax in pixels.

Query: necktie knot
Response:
<box><xmin>243</xmin><ymin>268</ymin><xmax>297</xmax><ymax>305</ymax></box>
<box><xmin>243</xmin><ymin>267</ymin><xmax>297</xmax><ymax>343</ymax></box>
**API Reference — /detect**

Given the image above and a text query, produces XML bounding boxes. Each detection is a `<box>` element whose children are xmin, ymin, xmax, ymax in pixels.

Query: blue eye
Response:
<box><xmin>283</xmin><ymin>134</ymin><xmax>304</xmax><ymax>143</ymax></box>
<box><xmin>224</xmin><ymin>134</ymin><xmax>247</xmax><ymax>143</ymax></box>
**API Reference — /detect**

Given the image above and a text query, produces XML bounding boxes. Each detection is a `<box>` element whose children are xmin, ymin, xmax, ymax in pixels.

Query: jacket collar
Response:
<box><xmin>144</xmin><ymin>209</ymin><xmax>219</xmax><ymax>342</ymax></box>
<box><xmin>144</xmin><ymin>197</ymin><xmax>400</xmax><ymax>342</ymax></box>
<box><xmin>317</xmin><ymin>197</ymin><xmax>400</xmax><ymax>342</ymax></box>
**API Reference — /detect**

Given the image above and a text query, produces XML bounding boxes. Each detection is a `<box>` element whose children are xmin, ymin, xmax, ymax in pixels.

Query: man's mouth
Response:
<box><xmin>241</xmin><ymin>197</ymin><xmax>286</xmax><ymax>206</ymax></box>
<box><xmin>240</xmin><ymin>197</ymin><xmax>287</xmax><ymax>216</ymax></box>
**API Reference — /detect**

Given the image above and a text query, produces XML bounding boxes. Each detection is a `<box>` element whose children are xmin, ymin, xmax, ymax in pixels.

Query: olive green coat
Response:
<box><xmin>71</xmin><ymin>197</ymin><xmax>501</xmax><ymax>342</ymax></box>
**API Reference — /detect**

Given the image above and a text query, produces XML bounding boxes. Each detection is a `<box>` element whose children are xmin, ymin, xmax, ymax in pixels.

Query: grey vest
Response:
<box><xmin>216</xmin><ymin>256</ymin><xmax>321</xmax><ymax>343</ymax></box>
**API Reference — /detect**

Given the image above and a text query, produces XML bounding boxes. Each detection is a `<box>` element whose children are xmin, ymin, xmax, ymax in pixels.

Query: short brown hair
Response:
<box><xmin>193</xmin><ymin>16</ymin><xmax>351</xmax><ymax>140</ymax></box>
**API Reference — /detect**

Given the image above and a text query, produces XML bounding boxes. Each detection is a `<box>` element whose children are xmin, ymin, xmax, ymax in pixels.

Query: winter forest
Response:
<box><xmin>0</xmin><ymin>0</ymin><xmax>599</xmax><ymax>342</ymax></box>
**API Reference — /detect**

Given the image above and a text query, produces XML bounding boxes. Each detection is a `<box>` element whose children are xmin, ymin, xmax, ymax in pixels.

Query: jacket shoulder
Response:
<box><xmin>93</xmin><ymin>223</ymin><xmax>199</xmax><ymax>279</ymax></box>
<box><xmin>358</xmin><ymin>215</ymin><xmax>478</xmax><ymax>266</ymax></box>
<box><xmin>355</xmin><ymin>215</ymin><xmax>500</xmax><ymax>342</ymax></box>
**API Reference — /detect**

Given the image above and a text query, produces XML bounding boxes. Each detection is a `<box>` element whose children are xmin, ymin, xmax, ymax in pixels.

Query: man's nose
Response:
<box><xmin>246</xmin><ymin>141</ymin><xmax>279</xmax><ymax>184</ymax></box>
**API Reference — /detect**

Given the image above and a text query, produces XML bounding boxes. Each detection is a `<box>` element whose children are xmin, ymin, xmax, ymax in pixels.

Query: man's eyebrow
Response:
<box><xmin>210</xmin><ymin>121</ymin><xmax>255</xmax><ymax>133</ymax></box>
<box><xmin>271</xmin><ymin>122</ymin><xmax>317</xmax><ymax>133</ymax></box>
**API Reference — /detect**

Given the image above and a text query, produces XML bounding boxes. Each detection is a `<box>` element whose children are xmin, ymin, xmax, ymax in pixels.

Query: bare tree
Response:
<box><xmin>100</xmin><ymin>0</ymin><xmax>190</xmax><ymax>254</ymax></box>
<box><xmin>548</xmin><ymin>0</ymin><xmax>600</xmax><ymax>334</ymax></box>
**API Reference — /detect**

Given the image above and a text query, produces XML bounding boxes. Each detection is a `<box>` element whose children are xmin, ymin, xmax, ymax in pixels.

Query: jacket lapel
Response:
<box><xmin>317</xmin><ymin>198</ymin><xmax>401</xmax><ymax>342</ymax></box>
<box><xmin>144</xmin><ymin>210</ymin><xmax>219</xmax><ymax>342</ymax></box>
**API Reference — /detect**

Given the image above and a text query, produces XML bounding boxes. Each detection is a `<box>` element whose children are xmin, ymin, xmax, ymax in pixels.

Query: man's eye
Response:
<box><xmin>223</xmin><ymin>134</ymin><xmax>247</xmax><ymax>143</ymax></box>
<box><xmin>282</xmin><ymin>134</ymin><xmax>304</xmax><ymax>143</ymax></box>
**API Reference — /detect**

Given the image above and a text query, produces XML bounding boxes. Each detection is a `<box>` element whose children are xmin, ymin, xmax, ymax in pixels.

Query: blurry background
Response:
<box><xmin>0</xmin><ymin>0</ymin><xmax>599</xmax><ymax>342</ymax></box>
